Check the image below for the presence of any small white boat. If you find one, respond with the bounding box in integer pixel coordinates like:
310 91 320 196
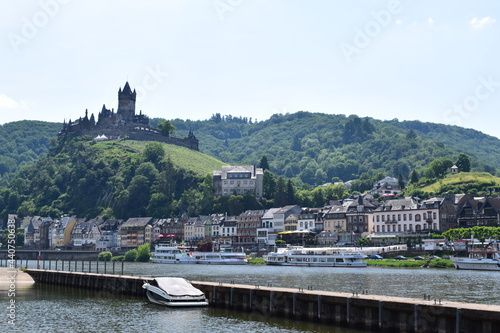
142 277 209 307
151 245 247 265
265 246 367 267
451 242 500 271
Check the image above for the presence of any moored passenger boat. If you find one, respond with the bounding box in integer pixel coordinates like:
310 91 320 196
265 246 367 267
151 244 247 265
451 242 500 271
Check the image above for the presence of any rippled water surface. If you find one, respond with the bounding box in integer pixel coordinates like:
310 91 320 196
2 261 500 332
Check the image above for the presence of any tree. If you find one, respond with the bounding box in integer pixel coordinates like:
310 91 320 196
259 156 269 171
456 153 471 172
409 169 419 184
124 249 138 262
263 170 277 199
143 142 166 165
427 158 453 179
158 120 175 137
286 179 296 204
136 243 151 262
274 178 287 207
398 173 405 190
98 251 112 261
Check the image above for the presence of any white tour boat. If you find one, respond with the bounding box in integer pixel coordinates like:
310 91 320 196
451 242 500 271
265 246 367 267
151 245 197 264
191 251 248 265
151 244 248 265
142 277 208 307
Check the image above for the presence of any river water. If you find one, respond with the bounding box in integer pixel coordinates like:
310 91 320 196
2 261 500 332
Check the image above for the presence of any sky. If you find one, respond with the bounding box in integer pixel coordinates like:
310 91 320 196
1 1 499 138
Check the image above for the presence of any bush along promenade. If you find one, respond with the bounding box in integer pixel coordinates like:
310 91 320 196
98 243 151 263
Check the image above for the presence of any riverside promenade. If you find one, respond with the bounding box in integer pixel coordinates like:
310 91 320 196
23 268 500 333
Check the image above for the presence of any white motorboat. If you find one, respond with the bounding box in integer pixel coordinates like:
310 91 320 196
451 242 500 271
151 245 247 265
142 277 209 307
265 246 367 267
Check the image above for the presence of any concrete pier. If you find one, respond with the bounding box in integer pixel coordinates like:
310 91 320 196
25 269 500 333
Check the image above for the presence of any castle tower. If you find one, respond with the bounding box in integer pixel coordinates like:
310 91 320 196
117 82 136 121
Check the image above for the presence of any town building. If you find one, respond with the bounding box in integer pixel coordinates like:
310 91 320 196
213 165 264 198
119 217 153 250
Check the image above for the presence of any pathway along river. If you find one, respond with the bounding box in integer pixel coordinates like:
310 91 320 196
2 261 500 332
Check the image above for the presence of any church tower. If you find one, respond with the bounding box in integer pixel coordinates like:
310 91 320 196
117 82 136 121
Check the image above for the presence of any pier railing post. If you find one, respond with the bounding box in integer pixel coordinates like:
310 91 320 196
121 260 124 275
96 259 99 273
113 260 115 274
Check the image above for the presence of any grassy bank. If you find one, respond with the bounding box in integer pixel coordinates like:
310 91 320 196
366 258 454 268
248 258 266 264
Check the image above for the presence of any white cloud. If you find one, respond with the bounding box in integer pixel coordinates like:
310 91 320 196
428 17 434 25
396 19 403 25
0 94 27 109
470 16 496 29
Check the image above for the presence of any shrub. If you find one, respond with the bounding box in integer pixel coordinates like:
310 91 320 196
136 243 151 262
111 255 124 262
124 249 138 262
98 251 112 261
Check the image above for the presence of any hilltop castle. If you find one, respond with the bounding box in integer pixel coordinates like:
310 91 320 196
60 82 198 151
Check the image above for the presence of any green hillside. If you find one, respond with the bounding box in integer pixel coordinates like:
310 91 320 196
115 140 225 177
420 172 500 195
0 120 61 185
0 137 225 219
164 112 498 186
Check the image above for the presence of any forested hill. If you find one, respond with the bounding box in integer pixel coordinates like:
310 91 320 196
152 112 499 185
0 120 61 185
1 112 499 188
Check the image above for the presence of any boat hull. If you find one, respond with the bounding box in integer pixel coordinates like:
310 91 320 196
142 279 209 307
451 258 500 271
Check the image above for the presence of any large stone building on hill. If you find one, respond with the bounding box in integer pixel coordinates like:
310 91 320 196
59 82 198 151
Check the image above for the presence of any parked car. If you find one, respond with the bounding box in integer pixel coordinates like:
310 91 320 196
429 255 441 259
413 256 425 260
369 254 383 259
394 255 407 260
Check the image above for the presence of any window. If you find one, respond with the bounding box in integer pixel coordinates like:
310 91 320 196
403 214 406 221
415 214 421 222
423 213 426 220
376 225 380 233
404 224 407 231
382 225 385 232
382 215 385 221
409 214 412 221
398 214 401 221
433 212 437 219
376 215 380 222
398 225 401 232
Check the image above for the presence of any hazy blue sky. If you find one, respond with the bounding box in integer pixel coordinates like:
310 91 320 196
1 1 499 138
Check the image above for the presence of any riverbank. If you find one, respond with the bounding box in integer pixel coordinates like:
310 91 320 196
365 258 455 268
0 267 35 285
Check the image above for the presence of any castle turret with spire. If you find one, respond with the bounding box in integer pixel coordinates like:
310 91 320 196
60 82 198 151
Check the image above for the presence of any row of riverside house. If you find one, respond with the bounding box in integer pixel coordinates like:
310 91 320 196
8 192 500 252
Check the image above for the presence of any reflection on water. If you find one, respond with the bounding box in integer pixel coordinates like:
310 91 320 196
2 261 500 332
1 283 365 333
